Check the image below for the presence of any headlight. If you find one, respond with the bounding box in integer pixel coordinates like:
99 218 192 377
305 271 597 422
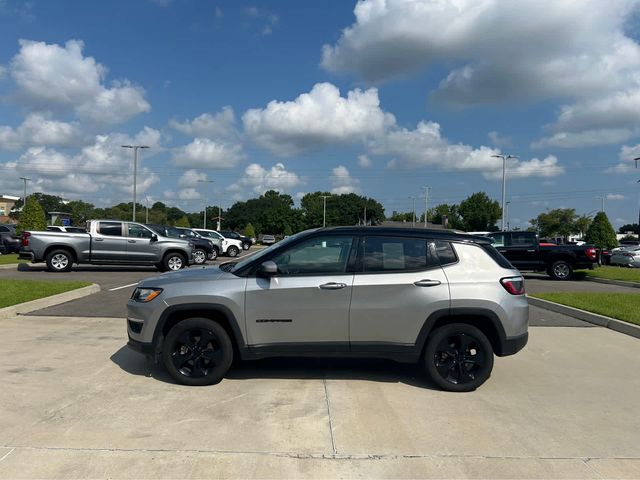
131 287 163 303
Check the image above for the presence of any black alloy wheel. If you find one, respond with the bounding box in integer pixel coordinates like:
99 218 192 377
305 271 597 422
425 323 494 392
163 318 233 386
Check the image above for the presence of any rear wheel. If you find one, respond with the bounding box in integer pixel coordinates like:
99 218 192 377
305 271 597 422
226 245 239 257
193 248 207 265
45 249 73 273
424 323 494 392
242 242 250 250
162 318 233 386
160 252 186 272
208 247 219 261
549 260 572 280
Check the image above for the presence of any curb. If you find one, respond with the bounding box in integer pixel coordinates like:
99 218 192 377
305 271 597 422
528 296 640 340
0 283 101 320
584 276 640 289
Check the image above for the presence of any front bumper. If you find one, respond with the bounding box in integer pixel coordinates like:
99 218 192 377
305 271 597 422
127 337 155 357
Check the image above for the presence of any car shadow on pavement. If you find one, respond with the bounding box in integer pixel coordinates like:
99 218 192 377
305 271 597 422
18 264 159 273
110 345 440 390
523 271 587 281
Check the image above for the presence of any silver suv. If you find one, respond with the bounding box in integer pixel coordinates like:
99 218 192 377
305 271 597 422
127 227 528 392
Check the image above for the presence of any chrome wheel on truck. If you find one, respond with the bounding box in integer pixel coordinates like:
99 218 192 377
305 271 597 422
45 249 73 273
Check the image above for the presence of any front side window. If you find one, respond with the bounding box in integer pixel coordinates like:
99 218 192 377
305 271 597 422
271 235 354 275
98 222 122 236
127 224 154 238
487 233 505 247
363 236 437 272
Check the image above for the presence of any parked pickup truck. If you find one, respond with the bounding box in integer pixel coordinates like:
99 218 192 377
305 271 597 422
19 220 195 273
485 231 598 280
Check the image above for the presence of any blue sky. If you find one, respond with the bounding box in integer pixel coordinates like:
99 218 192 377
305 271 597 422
1 0 640 230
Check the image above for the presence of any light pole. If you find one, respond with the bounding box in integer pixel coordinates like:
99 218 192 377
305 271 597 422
634 158 640 230
423 186 431 227
197 180 215 229
320 195 331 227
491 154 518 230
19 177 31 204
409 196 417 227
596 196 605 213
121 145 149 221
144 195 150 224
505 201 511 231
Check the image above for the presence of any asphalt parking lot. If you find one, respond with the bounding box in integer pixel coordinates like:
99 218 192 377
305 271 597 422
1 262 639 477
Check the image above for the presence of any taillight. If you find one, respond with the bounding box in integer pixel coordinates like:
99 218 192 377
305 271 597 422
585 247 597 261
21 231 30 247
501 276 525 295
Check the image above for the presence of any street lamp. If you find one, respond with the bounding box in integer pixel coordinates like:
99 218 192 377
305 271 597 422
144 195 150 224
19 177 31 204
197 180 215 229
423 186 431 227
596 196 605 213
121 145 149 221
320 195 331 228
491 154 519 230
634 158 640 230
505 201 511 231
409 196 417 227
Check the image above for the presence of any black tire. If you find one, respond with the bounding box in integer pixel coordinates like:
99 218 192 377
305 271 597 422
162 318 233 386
208 247 219 261
160 252 186 272
549 260 572 280
424 323 494 392
226 245 239 257
45 249 74 273
193 248 207 265
242 242 250 251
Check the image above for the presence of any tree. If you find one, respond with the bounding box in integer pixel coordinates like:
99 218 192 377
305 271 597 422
585 212 618 249
427 204 464 229
457 192 501 231
66 200 95 226
389 211 414 223
16 196 46 234
618 223 639 234
530 208 578 238
243 223 256 238
53 216 63 226
174 215 191 228
574 214 592 238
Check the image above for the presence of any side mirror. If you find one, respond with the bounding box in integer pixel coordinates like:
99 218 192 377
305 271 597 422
179 234 187 238
258 260 278 276
150 233 158 242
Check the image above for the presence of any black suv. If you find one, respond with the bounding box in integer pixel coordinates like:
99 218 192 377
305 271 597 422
148 225 218 264
219 231 253 250
0 224 20 254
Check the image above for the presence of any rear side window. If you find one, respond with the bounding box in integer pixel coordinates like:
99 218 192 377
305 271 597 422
0 226 9 233
434 241 458 266
363 236 439 272
480 244 514 269
98 222 122 236
510 232 535 246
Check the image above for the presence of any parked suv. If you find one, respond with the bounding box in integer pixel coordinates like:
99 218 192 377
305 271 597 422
193 229 243 257
0 224 20 254
127 227 528 391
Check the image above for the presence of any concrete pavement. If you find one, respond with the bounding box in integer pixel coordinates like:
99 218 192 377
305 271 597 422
0 314 638 478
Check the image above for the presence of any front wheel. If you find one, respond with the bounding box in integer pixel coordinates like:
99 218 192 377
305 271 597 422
424 323 494 392
549 260 572 280
208 247 219 261
160 252 186 272
226 245 239 257
45 249 74 273
193 248 207 265
162 318 233 386
242 242 250 251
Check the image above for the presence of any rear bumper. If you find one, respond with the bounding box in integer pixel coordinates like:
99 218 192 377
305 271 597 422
574 261 597 270
499 332 528 356
18 249 35 261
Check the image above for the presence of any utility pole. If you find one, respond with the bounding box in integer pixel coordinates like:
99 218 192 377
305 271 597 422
409 196 417 227
596 196 605 213
144 196 150 224
505 201 511 231
491 154 518 230
634 158 640 230
423 186 431 227
19 177 31 204
364 204 367 226
197 179 215 229
320 195 331 227
121 145 149 221
217 200 222 231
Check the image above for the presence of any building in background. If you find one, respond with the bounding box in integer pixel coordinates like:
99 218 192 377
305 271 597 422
0 195 20 224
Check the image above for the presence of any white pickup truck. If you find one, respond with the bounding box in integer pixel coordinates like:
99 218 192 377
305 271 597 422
19 220 195 272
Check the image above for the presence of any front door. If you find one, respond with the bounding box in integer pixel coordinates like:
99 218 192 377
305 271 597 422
125 223 160 263
245 234 356 349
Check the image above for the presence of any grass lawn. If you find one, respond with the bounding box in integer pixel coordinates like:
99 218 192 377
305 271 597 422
585 265 640 283
531 292 640 326
0 254 24 265
0 280 91 309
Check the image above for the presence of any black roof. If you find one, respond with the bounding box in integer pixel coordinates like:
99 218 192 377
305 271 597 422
316 226 492 244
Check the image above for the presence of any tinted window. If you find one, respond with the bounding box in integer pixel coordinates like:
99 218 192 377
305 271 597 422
434 241 457 265
98 222 122 236
363 236 437 272
127 224 154 238
510 232 535 246
0 226 9 233
487 233 505 247
272 235 353 275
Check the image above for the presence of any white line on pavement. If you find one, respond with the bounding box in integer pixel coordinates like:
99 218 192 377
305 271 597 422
108 282 139 292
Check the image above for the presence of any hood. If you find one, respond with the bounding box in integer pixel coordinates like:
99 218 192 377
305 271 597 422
140 265 231 287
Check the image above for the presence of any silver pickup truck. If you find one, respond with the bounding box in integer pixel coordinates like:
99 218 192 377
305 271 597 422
19 220 195 272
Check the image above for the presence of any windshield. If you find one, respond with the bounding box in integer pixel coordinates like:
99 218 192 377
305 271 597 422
231 229 314 273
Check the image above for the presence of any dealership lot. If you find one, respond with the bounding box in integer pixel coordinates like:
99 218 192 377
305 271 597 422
0 261 639 477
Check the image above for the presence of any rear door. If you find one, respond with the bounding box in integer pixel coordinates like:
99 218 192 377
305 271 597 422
504 232 542 269
91 222 127 262
349 235 450 348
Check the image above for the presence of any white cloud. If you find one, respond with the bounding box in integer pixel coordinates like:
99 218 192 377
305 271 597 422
243 6 279 35
532 128 635 149
485 156 565 180
488 131 512 148
228 162 302 196
358 154 372 168
331 165 360 194
607 194 626 200
172 138 244 168
178 188 202 200
242 82 395 156
0 65 6 79
178 169 208 188
607 143 640 173
170 107 237 140
10 39 150 124
0 113 81 150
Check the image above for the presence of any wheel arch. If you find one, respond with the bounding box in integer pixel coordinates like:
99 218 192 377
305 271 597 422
43 245 78 264
416 308 509 357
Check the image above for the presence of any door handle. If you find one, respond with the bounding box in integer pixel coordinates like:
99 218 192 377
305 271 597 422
94 238 104 242
319 282 347 290
527 249 535 252
414 279 442 287
128 240 136 243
